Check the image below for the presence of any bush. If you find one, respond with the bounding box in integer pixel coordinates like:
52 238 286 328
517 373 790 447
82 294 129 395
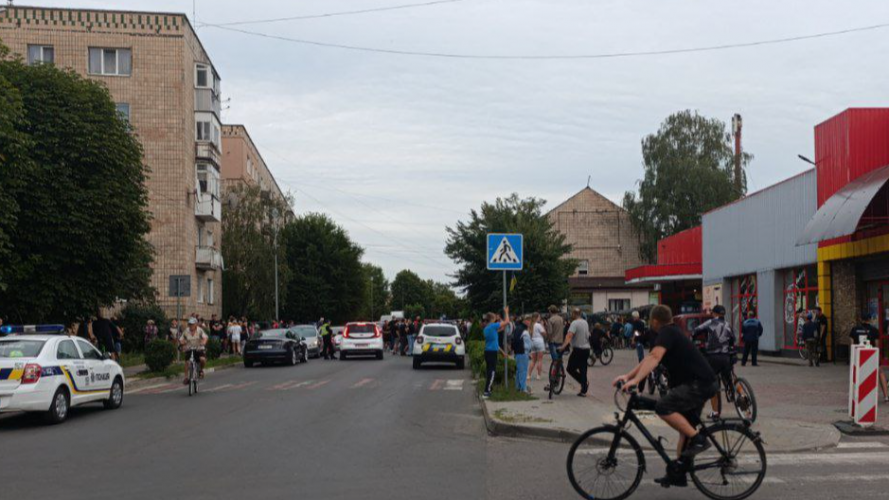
118 302 169 354
144 339 177 373
206 337 223 360
468 321 484 342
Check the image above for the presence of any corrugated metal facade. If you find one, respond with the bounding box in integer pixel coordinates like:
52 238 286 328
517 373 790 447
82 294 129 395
815 108 889 208
657 226 702 265
703 169 818 284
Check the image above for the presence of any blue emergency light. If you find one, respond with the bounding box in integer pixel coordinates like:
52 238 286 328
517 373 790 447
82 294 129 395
0 324 66 335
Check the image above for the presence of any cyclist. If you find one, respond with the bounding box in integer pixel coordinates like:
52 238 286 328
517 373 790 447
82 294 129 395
693 305 736 418
613 304 718 488
179 317 208 384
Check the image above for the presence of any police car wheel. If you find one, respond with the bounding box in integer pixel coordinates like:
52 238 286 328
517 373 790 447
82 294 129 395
45 387 70 424
104 378 124 410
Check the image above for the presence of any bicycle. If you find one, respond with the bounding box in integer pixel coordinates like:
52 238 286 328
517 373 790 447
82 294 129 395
185 350 201 396
545 347 569 400
568 383 767 500
645 364 669 397
796 334 807 360
714 361 757 422
588 338 615 367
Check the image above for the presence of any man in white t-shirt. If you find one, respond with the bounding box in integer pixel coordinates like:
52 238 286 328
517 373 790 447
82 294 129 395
558 308 591 397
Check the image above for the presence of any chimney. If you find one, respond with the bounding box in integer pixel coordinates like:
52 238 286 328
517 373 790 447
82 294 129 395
732 114 743 192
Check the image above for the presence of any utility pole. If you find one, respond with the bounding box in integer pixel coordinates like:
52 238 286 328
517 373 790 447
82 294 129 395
732 114 743 192
272 208 280 322
370 275 374 321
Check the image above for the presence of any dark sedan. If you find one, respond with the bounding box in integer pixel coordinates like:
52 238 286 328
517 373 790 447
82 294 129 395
244 329 308 368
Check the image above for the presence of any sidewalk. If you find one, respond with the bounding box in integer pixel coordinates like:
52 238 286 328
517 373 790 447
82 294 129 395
480 349 884 452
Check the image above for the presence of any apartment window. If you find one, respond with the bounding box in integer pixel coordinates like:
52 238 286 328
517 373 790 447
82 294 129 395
195 64 210 88
196 164 219 197
195 116 221 148
207 278 215 305
196 120 211 142
197 277 204 303
88 47 132 76
608 299 631 312
27 45 54 65
577 260 590 276
115 103 130 121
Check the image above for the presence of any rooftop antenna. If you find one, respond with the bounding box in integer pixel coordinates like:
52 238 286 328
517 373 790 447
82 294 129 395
587 175 591 188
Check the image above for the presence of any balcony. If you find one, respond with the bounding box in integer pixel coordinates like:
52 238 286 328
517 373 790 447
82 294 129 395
194 88 222 115
196 246 224 270
195 192 221 222
195 142 221 167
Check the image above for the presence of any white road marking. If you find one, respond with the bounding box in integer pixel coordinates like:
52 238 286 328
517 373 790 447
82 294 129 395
430 379 445 391
764 474 889 484
767 452 889 466
306 380 330 390
127 383 172 394
267 381 301 391
837 441 887 449
444 380 464 391
204 384 233 393
286 380 315 390
351 378 374 389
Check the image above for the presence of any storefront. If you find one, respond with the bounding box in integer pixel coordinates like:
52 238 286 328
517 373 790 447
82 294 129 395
626 227 703 314
796 109 889 364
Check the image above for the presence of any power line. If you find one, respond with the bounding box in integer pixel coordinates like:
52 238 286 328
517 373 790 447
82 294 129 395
202 21 889 60
199 0 464 27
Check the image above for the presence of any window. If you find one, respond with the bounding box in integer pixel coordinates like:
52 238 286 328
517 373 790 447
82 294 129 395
57 340 82 360
89 48 131 76
195 64 210 88
27 45 54 65
197 277 204 303
208 278 215 305
196 164 219 198
608 299 631 312
578 260 590 276
782 266 819 350
196 120 211 142
195 116 221 148
115 103 130 121
730 274 758 340
76 340 104 360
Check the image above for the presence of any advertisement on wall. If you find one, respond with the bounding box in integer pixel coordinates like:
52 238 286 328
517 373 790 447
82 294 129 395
703 284 722 312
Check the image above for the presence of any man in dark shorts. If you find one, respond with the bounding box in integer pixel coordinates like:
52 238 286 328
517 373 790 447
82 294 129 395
613 304 717 487
91 312 116 356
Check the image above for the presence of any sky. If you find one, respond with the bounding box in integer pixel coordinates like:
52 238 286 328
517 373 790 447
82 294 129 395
19 0 889 284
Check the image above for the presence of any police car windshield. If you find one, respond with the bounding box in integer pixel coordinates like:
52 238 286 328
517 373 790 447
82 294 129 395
293 326 316 337
0 339 45 358
422 326 458 337
256 329 288 339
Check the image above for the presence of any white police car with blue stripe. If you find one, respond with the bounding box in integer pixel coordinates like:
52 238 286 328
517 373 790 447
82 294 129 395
0 325 125 424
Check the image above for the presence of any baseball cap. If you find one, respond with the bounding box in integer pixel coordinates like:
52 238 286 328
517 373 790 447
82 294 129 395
188 318 198 325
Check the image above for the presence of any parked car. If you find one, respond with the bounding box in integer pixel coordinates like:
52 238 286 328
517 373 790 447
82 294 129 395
0 325 125 424
674 313 712 338
412 323 465 370
292 324 322 358
332 326 345 352
244 328 308 367
340 322 384 360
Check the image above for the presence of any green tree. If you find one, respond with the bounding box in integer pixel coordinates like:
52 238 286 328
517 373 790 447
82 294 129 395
390 270 433 312
623 110 751 261
281 213 364 324
358 263 390 321
221 184 292 320
429 281 463 319
0 47 153 324
445 194 575 314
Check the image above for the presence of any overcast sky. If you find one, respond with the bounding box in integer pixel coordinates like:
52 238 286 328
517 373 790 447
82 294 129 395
22 0 889 284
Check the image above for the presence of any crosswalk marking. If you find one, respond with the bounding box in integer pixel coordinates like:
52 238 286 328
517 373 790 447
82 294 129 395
204 384 234 393
306 380 330 390
444 380 464 391
767 452 889 466
430 379 445 391
128 383 173 394
837 441 887 449
267 381 301 391
351 378 374 389
762 473 889 485
135 377 469 394
287 380 316 390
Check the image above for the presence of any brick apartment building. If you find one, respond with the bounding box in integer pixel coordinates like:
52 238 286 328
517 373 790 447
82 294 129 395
0 5 224 319
548 187 652 313
221 125 290 211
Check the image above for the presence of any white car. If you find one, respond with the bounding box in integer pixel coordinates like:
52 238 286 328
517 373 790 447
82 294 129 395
0 326 125 424
339 322 384 360
412 323 465 370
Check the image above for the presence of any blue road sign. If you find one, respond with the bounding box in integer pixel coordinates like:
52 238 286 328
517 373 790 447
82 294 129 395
487 233 523 271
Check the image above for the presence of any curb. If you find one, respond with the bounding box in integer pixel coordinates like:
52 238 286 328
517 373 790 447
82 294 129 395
125 362 242 393
834 420 889 436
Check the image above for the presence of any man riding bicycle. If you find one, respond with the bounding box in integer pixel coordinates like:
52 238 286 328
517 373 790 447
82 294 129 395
179 317 208 384
693 305 736 418
613 304 718 488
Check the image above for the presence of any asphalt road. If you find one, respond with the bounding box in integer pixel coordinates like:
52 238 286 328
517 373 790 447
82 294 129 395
2 354 888 500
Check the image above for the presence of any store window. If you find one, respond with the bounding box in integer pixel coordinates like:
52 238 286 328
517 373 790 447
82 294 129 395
782 266 818 351
608 299 630 312
730 274 758 338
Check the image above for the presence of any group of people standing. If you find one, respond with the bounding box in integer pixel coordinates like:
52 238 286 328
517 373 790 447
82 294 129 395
73 312 125 361
382 317 423 356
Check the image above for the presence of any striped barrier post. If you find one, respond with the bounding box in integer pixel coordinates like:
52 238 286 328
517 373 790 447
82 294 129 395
851 342 879 427
849 343 863 418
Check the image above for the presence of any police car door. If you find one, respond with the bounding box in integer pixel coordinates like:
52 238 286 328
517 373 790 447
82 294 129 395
56 339 91 404
75 339 113 400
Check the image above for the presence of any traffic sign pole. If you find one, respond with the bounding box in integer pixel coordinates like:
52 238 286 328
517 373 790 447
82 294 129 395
487 233 523 392
503 270 508 389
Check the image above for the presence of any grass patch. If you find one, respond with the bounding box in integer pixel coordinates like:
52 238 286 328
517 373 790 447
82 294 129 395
492 408 552 424
118 352 145 368
134 355 243 379
476 378 537 402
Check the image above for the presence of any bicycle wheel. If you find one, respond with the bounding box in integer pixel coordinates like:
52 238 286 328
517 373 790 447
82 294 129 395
588 352 597 367
797 340 807 360
567 426 645 500
600 346 614 366
555 365 566 395
690 423 767 500
732 378 757 423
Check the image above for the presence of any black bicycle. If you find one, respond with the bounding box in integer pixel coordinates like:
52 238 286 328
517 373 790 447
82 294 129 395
546 348 569 400
588 338 615 367
568 383 767 500
714 361 758 422
645 364 669 397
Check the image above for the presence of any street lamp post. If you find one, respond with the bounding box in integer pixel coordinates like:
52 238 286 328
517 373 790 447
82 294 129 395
272 208 280 323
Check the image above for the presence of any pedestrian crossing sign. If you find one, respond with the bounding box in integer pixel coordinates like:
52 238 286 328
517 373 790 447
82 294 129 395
487 233 523 271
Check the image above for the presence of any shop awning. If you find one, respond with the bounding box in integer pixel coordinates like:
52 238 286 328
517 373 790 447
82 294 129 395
796 164 889 246
625 263 702 285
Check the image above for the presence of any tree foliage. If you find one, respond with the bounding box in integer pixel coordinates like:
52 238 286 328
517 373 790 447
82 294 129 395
0 46 153 324
221 184 292 320
357 263 390 321
390 270 432 312
445 194 575 314
623 110 750 261
281 213 364 324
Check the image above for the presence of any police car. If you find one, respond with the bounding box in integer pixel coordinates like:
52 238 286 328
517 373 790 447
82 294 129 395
412 323 465 370
0 325 125 424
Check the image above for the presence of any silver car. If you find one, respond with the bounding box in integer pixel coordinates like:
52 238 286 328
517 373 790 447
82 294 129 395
291 325 322 358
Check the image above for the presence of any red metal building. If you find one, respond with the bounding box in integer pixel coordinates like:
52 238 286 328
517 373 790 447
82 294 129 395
625 226 703 314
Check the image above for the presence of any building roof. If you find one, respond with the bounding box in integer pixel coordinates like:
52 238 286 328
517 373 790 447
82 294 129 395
222 124 288 202
568 276 652 290
546 186 625 216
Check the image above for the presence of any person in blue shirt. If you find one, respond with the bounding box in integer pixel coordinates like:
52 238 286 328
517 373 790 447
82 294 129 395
483 306 510 399
741 311 764 367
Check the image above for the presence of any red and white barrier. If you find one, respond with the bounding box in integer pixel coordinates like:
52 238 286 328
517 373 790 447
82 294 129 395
849 342 879 427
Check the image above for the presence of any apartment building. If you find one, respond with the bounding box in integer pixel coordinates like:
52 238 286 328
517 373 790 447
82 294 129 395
0 6 224 318
548 187 652 313
221 124 290 212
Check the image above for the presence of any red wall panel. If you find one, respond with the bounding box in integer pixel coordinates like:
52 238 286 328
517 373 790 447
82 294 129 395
814 108 889 208
657 226 702 265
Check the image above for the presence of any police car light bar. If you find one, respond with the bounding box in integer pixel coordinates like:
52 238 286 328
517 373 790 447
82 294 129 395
0 324 66 335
